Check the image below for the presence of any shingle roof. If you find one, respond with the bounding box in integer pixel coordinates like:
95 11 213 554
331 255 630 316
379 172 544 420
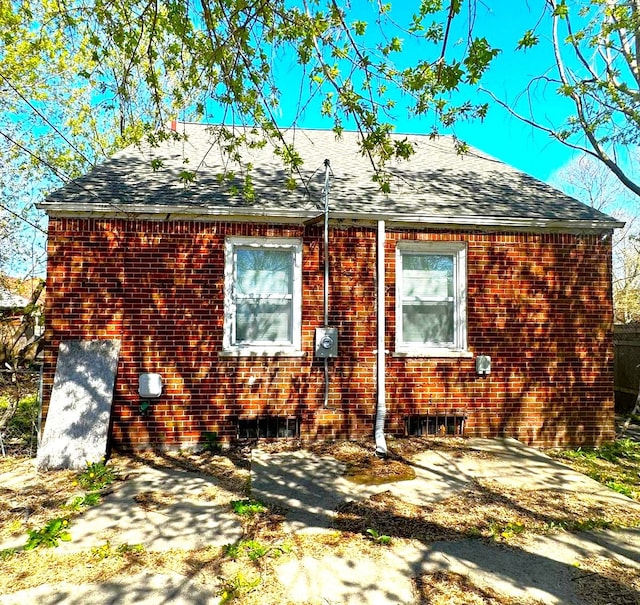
40 123 622 231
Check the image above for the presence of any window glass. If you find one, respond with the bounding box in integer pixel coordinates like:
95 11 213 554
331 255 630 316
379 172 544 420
401 253 454 345
224 238 302 353
402 255 453 299
402 301 454 344
236 249 293 296
396 243 467 353
236 300 292 342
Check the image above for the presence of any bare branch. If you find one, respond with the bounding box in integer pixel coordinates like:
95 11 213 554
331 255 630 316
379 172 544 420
507 0 640 197
480 86 600 159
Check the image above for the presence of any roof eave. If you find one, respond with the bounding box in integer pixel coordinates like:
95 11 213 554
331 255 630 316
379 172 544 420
332 211 625 232
36 202 322 224
37 202 624 232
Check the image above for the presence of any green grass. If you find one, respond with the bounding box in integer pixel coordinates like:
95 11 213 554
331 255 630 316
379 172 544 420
0 393 38 440
230 499 266 516
551 438 640 500
223 538 291 561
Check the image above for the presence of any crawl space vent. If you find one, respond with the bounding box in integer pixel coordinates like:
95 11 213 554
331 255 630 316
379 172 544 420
406 413 467 437
237 416 300 439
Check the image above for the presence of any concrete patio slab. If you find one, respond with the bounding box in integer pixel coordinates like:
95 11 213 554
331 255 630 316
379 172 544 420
1 464 244 553
252 438 640 534
2 437 640 605
0 571 217 605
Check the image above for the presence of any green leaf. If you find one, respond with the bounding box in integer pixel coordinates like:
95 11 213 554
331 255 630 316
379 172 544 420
516 30 539 50
464 37 500 84
559 84 575 97
179 170 196 184
352 20 367 35
437 62 464 90
389 36 403 52
553 1 569 19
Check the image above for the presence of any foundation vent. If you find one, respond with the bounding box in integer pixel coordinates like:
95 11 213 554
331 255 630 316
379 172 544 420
237 416 300 439
406 413 467 437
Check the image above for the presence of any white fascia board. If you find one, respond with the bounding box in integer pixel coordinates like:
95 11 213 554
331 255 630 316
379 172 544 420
37 202 625 232
38 202 321 223
329 211 625 232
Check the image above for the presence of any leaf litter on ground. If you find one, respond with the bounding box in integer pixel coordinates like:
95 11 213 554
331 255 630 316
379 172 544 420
1 436 639 604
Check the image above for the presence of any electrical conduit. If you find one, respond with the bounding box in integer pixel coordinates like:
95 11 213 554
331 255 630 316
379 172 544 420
323 159 330 408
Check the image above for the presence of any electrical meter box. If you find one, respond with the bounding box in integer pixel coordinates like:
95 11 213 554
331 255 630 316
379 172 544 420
315 327 338 358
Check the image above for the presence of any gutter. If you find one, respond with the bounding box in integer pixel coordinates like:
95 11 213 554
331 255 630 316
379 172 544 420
37 202 625 232
327 212 626 232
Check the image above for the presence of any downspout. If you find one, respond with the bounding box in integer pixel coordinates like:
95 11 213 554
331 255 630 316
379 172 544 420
375 220 388 456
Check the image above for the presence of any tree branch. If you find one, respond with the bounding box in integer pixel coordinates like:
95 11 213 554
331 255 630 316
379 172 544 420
547 0 640 197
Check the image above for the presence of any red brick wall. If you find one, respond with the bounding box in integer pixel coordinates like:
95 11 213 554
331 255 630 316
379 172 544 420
42 218 615 449
384 230 615 447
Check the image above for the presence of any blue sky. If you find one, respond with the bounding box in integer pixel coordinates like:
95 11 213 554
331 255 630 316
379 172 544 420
261 1 581 186
399 0 583 184
6 0 582 280
446 1 577 183
5 1 633 281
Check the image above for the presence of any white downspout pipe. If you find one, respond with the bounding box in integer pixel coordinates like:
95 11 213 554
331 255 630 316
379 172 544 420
375 220 388 456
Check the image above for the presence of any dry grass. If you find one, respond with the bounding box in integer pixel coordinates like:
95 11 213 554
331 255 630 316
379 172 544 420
570 556 640 605
0 457 82 544
334 479 640 543
414 571 543 605
1 437 640 604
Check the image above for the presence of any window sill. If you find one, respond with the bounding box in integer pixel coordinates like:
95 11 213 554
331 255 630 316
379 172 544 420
392 349 474 359
219 348 306 358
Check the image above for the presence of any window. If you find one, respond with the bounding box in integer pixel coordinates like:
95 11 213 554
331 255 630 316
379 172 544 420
395 241 467 355
223 237 302 354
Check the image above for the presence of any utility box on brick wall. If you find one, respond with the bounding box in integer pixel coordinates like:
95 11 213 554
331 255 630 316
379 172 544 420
138 373 163 398
315 327 338 358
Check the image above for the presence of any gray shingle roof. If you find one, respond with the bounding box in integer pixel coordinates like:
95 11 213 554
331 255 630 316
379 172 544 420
40 123 622 230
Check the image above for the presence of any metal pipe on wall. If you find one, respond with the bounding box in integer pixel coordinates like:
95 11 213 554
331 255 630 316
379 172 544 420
323 159 330 408
323 159 330 326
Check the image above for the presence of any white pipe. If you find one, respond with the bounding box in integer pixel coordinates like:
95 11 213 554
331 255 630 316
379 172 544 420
375 220 387 456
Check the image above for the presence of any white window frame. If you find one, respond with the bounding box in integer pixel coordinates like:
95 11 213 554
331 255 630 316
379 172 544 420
395 241 469 357
223 236 303 356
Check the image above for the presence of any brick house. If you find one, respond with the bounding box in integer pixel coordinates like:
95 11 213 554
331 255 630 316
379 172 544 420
38 122 622 450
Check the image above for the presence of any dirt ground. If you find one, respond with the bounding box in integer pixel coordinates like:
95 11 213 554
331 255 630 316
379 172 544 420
1 437 640 604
